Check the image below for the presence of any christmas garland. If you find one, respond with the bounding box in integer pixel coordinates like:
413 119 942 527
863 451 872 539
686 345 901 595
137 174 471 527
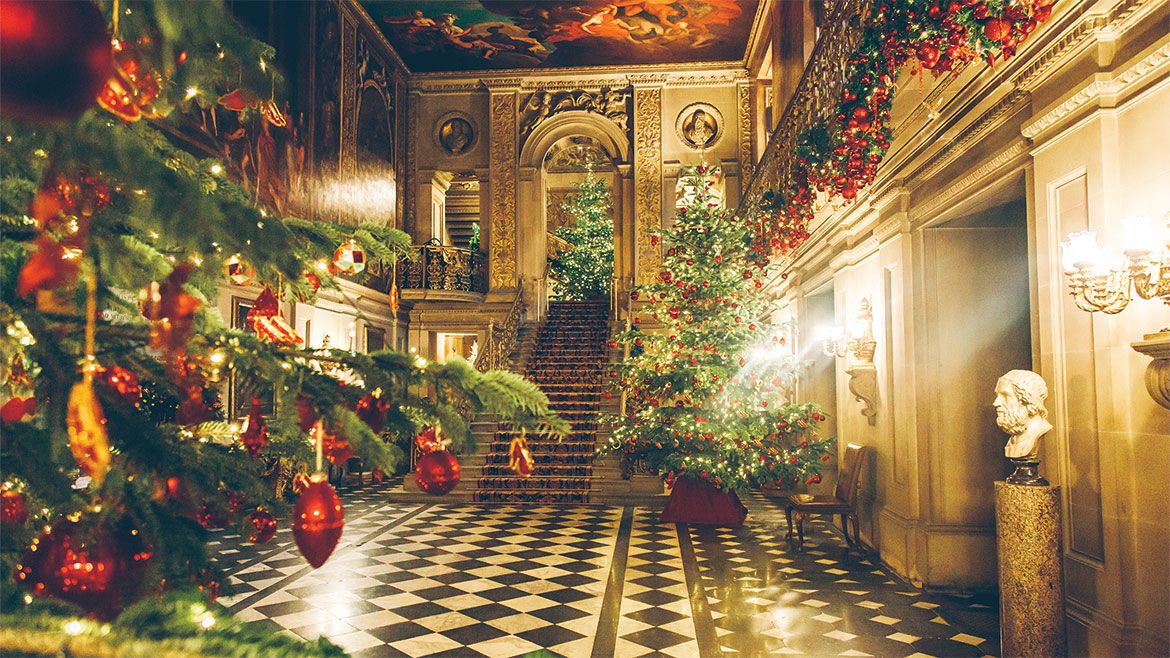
749 0 1055 260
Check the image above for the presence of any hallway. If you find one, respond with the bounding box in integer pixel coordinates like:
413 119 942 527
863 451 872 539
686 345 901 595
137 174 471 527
213 484 999 657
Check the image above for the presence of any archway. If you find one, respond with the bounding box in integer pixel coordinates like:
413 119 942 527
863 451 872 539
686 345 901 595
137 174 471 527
517 111 634 320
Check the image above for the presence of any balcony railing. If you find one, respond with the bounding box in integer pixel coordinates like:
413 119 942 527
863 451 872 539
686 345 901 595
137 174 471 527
737 0 873 218
399 239 486 293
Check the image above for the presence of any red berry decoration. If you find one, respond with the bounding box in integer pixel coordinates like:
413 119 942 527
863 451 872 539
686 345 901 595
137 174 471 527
1 396 37 424
415 450 461 496
292 475 344 568
99 365 142 405
1 489 29 525
916 42 941 69
0 0 113 122
15 516 151 620
247 509 278 545
414 426 442 454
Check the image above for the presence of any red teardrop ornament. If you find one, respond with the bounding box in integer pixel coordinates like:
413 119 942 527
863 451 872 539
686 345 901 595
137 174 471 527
292 476 344 568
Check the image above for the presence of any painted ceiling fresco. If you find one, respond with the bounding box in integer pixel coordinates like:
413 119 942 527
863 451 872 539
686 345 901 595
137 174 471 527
360 1 760 72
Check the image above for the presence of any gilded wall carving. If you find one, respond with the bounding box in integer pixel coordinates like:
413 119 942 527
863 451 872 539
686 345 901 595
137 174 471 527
546 188 574 232
519 87 631 146
633 86 663 284
489 92 518 289
737 82 753 195
340 15 358 182
405 93 418 234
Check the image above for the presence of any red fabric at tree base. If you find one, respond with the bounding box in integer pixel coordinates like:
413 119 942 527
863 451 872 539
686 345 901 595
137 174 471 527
659 477 748 527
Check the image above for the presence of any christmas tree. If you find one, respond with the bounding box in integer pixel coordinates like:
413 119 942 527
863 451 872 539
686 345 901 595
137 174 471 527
547 172 614 301
0 1 564 652
604 166 833 495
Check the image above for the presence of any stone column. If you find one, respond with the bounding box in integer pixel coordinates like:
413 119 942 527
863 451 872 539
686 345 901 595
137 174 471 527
484 79 521 291
994 482 1067 658
629 74 666 286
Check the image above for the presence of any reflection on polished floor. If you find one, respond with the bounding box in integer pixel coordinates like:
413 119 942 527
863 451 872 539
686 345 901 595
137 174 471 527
210 483 998 657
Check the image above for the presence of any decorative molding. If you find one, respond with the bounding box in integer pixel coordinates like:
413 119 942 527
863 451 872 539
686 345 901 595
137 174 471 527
1013 0 1146 92
627 73 670 86
488 92 518 289
911 141 1030 223
675 102 724 151
633 86 663 285
411 59 741 82
480 78 526 91
914 90 1029 182
1022 42 1170 139
519 87 630 145
737 82 753 195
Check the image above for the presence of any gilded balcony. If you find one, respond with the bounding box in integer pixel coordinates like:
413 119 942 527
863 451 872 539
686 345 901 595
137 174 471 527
398 239 487 301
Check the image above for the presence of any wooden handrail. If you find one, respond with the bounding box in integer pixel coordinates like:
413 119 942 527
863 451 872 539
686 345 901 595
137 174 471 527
474 284 526 372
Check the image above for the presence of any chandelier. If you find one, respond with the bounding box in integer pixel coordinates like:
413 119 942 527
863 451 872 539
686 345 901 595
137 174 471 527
1059 214 1170 313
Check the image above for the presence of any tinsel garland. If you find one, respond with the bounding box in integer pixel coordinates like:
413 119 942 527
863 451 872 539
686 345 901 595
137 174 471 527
749 0 1055 261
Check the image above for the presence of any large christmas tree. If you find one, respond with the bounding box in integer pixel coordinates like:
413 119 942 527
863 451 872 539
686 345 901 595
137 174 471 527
0 1 563 652
604 166 832 495
547 172 614 301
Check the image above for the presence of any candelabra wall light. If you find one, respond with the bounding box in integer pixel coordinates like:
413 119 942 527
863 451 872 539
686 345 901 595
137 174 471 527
821 298 879 425
1060 213 1170 409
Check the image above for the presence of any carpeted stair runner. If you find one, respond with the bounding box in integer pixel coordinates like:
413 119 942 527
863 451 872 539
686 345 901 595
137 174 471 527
473 299 609 504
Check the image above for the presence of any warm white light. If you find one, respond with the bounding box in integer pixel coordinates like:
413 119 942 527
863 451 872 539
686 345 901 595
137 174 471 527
817 325 844 342
312 172 397 221
200 615 215 629
1119 215 1163 257
1060 230 1103 272
209 163 224 175
65 620 83 635
185 87 199 100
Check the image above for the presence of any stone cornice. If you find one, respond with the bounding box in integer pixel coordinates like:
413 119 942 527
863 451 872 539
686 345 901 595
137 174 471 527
913 90 1029 182
910 141 1030 224
480 78 525 92
338 0 411 76
1022 41 1170 139
409 68 746 94
1013 0 1149 92
627 73 671 87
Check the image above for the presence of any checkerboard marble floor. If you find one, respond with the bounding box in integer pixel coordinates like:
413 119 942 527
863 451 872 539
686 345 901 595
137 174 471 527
213 483 1000 657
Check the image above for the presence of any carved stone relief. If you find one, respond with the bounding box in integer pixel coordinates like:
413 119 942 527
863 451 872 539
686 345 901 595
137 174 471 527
434 112 477 155
737 82 753 194
543 138 610 173
633 86 663 284
675 102 723 150
519 86 631 145
489 92 518 289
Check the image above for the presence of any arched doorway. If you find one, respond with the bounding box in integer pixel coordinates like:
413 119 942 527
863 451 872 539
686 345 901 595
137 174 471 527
517 111 633 320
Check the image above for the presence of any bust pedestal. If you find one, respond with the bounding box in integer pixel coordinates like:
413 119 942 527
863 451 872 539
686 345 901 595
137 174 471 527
994 481 1066 658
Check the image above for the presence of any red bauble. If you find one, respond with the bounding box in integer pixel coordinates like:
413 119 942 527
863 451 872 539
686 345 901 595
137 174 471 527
355 394 390 433
1 489 29 525
371 467 386 483
916 42 941 69
99 365 142 405
247 509 278 545
0 0 112 122
292 476 344 568
415 450 460 496
16 517 151 619
983 18 1010 42
296 396 318 432
240 397 268 457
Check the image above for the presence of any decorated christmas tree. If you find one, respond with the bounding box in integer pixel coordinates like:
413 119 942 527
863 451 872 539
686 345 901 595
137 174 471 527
604 166 833 521
547 172 614 301
0 1 563 652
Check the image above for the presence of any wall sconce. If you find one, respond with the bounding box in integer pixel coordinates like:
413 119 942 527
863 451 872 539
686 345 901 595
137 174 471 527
1060 214 1170 409
1059 214 1169 313
821 298 879 425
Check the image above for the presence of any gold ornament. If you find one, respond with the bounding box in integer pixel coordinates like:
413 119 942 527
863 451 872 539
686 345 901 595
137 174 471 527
223 254 254 286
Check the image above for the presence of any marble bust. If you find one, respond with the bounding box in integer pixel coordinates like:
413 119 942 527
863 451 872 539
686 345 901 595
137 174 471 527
994 370 1053 486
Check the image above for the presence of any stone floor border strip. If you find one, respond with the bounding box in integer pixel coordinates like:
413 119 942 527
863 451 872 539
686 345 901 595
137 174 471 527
677 521 723 658
591 505 635 657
